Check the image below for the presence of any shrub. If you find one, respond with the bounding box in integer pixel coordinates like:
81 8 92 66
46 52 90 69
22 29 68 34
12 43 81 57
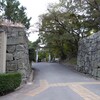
0 72 21 95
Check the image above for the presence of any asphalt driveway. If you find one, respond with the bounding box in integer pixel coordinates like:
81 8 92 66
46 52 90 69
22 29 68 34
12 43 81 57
0 62 100 100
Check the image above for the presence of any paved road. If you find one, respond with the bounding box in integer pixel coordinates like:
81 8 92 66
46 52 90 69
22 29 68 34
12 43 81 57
0 62 100 100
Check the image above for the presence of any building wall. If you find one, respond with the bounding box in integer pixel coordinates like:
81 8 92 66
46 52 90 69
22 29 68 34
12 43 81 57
0 25 31 82
77 31 100 77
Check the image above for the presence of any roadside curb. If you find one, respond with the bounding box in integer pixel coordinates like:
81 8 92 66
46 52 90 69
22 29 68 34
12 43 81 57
61 62 77 69
16 69 35 91
28 69 35 82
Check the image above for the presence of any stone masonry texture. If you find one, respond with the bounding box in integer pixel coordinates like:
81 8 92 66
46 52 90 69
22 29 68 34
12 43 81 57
0 25 31 82
77 31 100 78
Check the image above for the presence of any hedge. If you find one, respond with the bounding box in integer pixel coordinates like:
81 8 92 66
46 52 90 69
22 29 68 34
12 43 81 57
0 72 21 95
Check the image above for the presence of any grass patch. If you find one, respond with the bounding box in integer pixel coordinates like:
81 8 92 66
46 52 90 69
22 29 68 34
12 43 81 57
67 58 77 65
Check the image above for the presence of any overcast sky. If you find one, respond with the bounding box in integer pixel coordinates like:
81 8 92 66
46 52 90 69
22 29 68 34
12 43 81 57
19 0 59 42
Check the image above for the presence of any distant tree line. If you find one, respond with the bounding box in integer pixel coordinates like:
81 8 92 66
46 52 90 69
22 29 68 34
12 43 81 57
28 39 40 62
28 39 50 62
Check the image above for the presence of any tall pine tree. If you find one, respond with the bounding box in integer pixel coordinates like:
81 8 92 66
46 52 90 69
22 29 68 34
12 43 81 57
1 0 31 29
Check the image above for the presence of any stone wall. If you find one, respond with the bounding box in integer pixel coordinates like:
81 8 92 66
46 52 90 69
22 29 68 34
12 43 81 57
0 25 31 82
77 31 100 77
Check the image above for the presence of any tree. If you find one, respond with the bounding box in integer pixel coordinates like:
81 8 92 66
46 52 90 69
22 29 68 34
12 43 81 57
38 0 86 60
28 39 41 62
86 0 100 32
1 0 31 29
29 48 35 62
0 0 5 20
75 0 100 33
38 0 100 60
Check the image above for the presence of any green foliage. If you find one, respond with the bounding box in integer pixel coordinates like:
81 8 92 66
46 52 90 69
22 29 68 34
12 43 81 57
1 0 31 29
67 58 77 65
28 41 33 48
28 39 40 62
0 72 21 95
38 51 48 61
39 1 82 60
0 0 5 19
38 0 100 60
29 48 35 62
0 1 3 12
76 0 100 33
86 0 100 32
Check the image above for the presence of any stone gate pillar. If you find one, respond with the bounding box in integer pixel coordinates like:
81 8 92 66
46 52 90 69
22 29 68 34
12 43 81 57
0 30 7 73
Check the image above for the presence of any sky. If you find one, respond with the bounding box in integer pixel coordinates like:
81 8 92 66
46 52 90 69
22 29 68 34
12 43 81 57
19 0 59 42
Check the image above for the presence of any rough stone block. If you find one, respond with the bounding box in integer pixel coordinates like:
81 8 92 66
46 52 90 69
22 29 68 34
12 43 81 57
6 60 17 71
16 45 25 51
14 51 28 60
18 31 25 36
7 45 15 53
18 68 27 78
17 59 28 69
7 37 18 45
18 36 25 44
11 31 18 37
6 53 13 61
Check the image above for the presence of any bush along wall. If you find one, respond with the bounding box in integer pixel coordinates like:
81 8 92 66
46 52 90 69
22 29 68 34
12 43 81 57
0 72 21 96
